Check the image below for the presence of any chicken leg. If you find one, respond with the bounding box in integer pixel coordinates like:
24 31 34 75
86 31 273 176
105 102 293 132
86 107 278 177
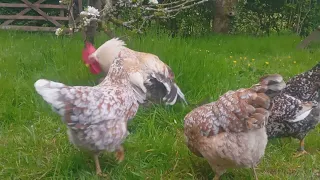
213 175 220 180
115 145 125 163
293 139 308 157
212 166 225 180
94 153 108 177
252 166 259 180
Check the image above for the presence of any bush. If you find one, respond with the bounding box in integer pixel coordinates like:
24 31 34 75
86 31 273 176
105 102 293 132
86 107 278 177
1 0 320 37
230 0 320 37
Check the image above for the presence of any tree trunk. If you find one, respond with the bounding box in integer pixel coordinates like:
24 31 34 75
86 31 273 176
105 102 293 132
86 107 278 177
69 0 83 29
84 0 102 45
212 0 238 34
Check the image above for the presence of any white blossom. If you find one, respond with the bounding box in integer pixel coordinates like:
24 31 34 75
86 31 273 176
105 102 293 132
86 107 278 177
149 0 158 4
73 0 207 35
55 28 63 36
80 11 89 17
79 6 101 27
87 6 100 17
82 17 90 26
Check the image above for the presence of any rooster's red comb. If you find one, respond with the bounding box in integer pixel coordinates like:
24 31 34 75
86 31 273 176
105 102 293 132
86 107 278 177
82 42 96 64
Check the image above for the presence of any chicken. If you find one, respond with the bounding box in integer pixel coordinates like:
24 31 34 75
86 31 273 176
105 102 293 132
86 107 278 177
81 38 187 106
184 74 286 180
267 63 320 157
34 56 141 176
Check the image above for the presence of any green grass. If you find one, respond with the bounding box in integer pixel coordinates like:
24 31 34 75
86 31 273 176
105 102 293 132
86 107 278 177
1 30 320 180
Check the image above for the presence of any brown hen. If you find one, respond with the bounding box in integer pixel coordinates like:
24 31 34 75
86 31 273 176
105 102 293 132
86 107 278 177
184 74 286 180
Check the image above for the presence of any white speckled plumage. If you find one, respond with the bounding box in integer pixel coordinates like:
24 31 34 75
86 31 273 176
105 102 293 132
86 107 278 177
269 94 314 123
89 38 187 105
184 74 286 180
34 57 139 175
267 63 320 154
284 64 320 101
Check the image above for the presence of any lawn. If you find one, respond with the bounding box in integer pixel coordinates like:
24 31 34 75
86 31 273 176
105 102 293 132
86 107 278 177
1 30 320 180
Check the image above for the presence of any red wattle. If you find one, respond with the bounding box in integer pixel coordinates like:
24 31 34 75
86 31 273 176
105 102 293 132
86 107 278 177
90 61 102 74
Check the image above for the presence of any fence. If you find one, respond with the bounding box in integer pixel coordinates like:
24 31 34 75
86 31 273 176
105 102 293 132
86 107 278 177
0 0 82 32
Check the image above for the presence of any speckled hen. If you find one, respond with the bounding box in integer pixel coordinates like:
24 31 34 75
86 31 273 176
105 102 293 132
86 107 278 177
82 38 187 106
267 63 320 157
184 74 286 180
34 57 141 176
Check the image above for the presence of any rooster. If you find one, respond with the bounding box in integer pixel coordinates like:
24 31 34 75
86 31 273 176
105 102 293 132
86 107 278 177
267 62 320 157
34 56 141 176
184 74 286 180
82 38 187 106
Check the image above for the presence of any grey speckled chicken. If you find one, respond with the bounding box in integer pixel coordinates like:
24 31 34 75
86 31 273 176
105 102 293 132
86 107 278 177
184 74 286 180
267 63 320 157
34 57 141 176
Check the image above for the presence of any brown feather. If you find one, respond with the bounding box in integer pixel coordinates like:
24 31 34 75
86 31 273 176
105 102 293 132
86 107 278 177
184 74 286 179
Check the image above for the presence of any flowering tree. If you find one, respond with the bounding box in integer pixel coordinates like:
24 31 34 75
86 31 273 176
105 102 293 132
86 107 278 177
56 0 209 44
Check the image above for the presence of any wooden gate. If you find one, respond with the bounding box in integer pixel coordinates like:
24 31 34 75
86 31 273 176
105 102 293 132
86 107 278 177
0 0 82 32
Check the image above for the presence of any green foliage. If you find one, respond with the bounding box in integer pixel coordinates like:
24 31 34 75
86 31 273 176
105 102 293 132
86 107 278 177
1 0 320 36
1 30 320 179
112 0 212 37
283 0 320 36
124 0 320 37
155 1 213 37
231 0 320 36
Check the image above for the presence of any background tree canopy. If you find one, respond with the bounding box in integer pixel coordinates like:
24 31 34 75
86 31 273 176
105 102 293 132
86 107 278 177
1 0 319 37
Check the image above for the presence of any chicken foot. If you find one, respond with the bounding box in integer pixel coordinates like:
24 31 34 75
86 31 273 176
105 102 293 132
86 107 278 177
252 165 259 180
92 146 124 177
212 166 225 180
115 145 125 163
94 153 108 177
293 139 309 157
213 175 220 180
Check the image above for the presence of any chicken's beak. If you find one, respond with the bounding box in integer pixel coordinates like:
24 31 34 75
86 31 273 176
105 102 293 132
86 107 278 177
85 64 90 68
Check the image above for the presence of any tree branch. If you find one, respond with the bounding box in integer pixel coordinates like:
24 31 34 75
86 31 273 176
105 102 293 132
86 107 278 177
56 0 209 42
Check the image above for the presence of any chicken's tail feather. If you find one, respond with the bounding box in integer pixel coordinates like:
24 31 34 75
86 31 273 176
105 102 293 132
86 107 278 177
34 79 66 115
163 83 188 106
131 84 148 104
176 84 188 105
146 73 187 106
163 82 178 105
